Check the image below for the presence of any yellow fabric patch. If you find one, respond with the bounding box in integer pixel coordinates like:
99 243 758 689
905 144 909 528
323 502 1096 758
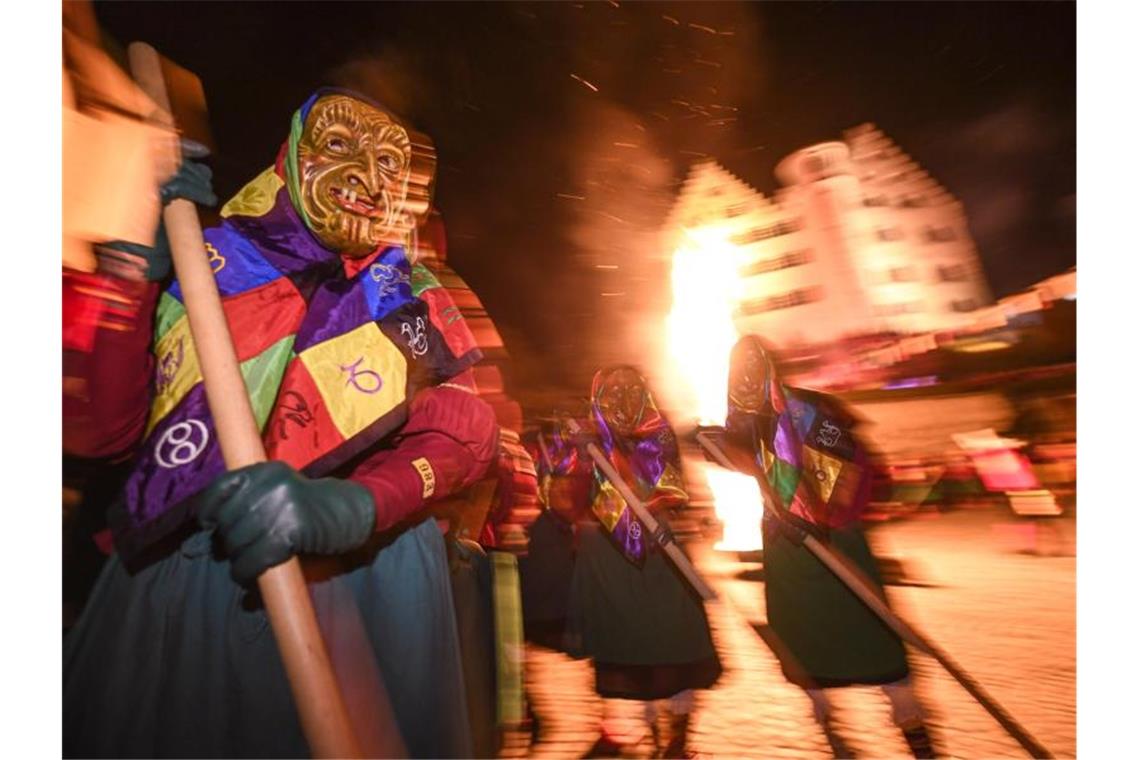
759 440 775 474
220 167 284 219
145 315 202 436
657 462 689 501
593 480 626 531
412 457 436 499
803 445 844 504
299 322 407 440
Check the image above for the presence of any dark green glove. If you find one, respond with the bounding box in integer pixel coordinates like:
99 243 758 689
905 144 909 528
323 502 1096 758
99 160 218 281
196 461 377 586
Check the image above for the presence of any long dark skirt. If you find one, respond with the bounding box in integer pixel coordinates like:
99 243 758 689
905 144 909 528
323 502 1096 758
63 518 473 758
447 538 498 759
566 522 721 700
518 509 576 652
762 517 909 688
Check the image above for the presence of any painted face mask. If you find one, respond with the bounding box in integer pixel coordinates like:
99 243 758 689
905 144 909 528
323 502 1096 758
294 94 413 257
595 366 648 437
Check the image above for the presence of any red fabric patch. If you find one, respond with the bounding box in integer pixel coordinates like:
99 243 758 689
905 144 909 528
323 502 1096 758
421 287 479 358
223 277 307 361
341 248 383 279
264 361 344 469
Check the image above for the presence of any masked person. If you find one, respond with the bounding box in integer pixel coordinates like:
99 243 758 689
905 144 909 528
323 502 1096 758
567 366 721 759
722 336 937 759
63 89 498 758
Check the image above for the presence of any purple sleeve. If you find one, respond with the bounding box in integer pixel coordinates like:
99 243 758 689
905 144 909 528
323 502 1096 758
347 385 500 533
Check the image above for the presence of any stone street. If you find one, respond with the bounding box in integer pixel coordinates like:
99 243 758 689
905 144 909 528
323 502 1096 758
507 506 1075 759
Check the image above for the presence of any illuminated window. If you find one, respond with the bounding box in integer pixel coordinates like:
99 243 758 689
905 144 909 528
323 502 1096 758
863 195 889 207
923 226 956 243
738 286 823 315
731 218 803 245
739 249 813 276
937 264 968 282
889 266 918 282
874 301 922 317
725 203 749 218
876 227 904 241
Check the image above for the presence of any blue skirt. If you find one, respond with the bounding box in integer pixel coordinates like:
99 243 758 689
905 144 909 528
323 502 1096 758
63 518 473 758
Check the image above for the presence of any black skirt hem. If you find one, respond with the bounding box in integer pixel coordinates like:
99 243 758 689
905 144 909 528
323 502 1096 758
594 655 722 700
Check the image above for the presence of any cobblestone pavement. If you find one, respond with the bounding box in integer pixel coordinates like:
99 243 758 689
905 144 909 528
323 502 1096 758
505 506 1075 759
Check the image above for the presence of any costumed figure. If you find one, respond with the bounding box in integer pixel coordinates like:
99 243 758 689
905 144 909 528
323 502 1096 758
63 89 500 758
567 366 721 759
723 336 936 758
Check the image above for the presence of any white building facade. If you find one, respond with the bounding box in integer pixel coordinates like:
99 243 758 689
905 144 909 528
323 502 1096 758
664 124 993 349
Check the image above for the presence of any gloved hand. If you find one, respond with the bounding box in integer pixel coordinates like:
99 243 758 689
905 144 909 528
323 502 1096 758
196 461 377 586
99 160 218 281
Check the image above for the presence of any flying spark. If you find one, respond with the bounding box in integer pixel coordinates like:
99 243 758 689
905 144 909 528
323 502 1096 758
570 74 599 92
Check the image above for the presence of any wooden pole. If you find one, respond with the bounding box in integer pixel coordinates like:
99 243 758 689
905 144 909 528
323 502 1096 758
696 430 1054 759
127 42 362 759
565 419 717 601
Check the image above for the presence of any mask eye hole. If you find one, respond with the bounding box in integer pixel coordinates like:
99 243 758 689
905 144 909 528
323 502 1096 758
324 136 351 155
377 152 405 174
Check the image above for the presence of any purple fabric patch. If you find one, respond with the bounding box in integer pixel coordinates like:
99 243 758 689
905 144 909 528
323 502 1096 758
113 386 225 553
609 507 648 566
773 416 801 466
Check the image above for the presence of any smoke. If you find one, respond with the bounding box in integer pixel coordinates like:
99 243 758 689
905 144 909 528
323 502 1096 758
317 2 770 410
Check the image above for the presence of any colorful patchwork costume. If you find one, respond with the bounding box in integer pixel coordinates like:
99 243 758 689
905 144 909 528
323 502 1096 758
566 366 721 758
724 336 935 757
63 90 498 758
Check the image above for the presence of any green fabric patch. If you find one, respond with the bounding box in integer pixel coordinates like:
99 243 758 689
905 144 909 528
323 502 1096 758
154 292 186 343
240 336 296 430
492 552 526 726
410 264 442 297
772 459 800 507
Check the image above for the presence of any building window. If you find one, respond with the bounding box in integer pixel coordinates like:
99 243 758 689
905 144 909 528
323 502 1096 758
731 218 804 245
937 264 968 282
889 266 918 282
874 301 923 317
740 249 813 277
863 195 889 207
900 195 926 208
950 298 978 312
923 226 956 243
738 286 823 315
876 227 904 242
725 202 749 218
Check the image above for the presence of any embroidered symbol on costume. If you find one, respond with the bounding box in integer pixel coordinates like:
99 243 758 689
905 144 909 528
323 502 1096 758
205 243 226 274
816 420 842 448
339 357 383 394
411 457 436 499
275 391 314 441
155 338 185 394
369 262 409 297
155 420 210 468
400 316 429 357
629 521 642 540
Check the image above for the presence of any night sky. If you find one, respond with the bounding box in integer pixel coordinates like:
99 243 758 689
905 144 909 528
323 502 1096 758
93 1 1075 393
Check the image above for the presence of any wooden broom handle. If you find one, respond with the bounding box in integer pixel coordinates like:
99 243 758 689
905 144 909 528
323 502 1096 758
127 42 362 759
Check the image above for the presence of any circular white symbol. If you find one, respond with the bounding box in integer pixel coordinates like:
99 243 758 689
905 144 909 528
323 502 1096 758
629 521 642 540
155 420 210 469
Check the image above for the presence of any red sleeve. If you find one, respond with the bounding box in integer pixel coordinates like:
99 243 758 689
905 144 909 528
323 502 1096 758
62 272 160 459
347 385 500 533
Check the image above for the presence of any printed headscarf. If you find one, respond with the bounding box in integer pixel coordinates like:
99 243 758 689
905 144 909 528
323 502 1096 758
588 366 687 566
725 336 871 530
111 90 480 560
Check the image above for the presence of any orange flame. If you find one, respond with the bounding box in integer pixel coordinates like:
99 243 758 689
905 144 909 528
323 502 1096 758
665 227 764 551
